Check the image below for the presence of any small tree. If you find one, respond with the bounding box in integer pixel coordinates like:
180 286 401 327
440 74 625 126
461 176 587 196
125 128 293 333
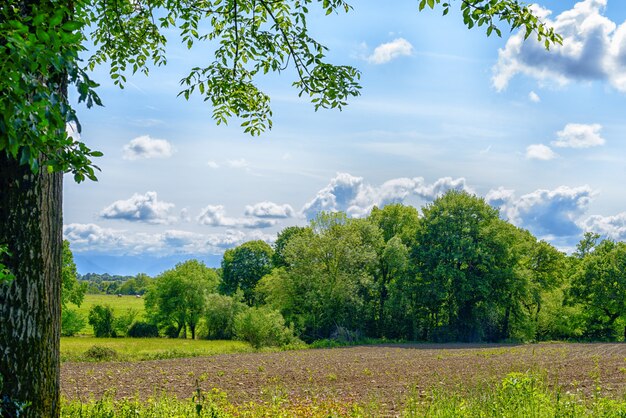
88 305 116 338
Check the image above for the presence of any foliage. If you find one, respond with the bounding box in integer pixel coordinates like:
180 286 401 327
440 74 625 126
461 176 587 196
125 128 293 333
62 240 87 308
418 0 562 49
126 321 159 338
88 304 116 338
113 308 138 336
203 293 248 340
220 240 274 305
145 260 218 339
233 306 299 348
570 239 626 341
61 308 86 337
272 226 313 268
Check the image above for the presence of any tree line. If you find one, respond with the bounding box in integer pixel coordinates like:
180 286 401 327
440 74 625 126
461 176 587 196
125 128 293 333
66 190 626 344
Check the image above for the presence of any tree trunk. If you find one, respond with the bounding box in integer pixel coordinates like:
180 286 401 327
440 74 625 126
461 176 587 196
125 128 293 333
0 154 63 417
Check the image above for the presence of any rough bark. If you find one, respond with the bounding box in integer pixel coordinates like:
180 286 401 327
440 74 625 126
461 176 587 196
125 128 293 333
0 154 63 417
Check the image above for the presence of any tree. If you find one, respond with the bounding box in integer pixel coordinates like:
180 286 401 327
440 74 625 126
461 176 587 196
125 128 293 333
145 260 218 339
368 204 419 337
266 212 380 340
570 239 626 341
61 240 86 308
88 304 116 338
220 240 274 305
414 191 506 341
0 0 560 414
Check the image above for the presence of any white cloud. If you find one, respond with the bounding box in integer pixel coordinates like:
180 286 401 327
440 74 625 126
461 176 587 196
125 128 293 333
100 191 176 224
367 38 413 64
493 0 626 92
301 173 472 219
528 91 541 102
197 205 276 228
244 202 295 219
526 144 558 160
552 123 605 148
579 212 626 241
207 161 220 169
64 224 269 256
489 185 595 239
122 135 174 160
227 158 249 169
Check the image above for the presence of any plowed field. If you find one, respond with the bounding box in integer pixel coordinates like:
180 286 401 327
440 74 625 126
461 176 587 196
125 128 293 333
61 343 626 415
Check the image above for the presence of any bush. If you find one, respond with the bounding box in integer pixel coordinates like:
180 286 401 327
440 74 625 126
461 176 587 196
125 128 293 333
203 293 247 339
88 304 116 338
233 307 299 349
61 308 86 337
127 321 159 338
83 345 117 361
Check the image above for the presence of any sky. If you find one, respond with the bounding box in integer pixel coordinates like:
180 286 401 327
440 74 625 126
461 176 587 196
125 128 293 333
64 0 626 276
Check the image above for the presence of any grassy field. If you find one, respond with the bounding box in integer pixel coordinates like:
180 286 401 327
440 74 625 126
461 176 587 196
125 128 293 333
60 337 254 362
60 343 626 417
71 294 146 335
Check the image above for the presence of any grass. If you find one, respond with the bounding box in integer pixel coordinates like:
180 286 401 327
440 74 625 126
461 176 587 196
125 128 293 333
60 337 255 362
71 294 146 335
59 371 626 417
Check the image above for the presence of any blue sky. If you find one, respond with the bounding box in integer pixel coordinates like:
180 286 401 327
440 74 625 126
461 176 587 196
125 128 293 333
65 0 626 275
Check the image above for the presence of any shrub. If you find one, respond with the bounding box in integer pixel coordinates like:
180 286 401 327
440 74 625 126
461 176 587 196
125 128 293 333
233 307 299 349
127 321 159 338
83 345 117 361
113 308 138 336
61 308 86 337
203 293 247 340
88 304 116 338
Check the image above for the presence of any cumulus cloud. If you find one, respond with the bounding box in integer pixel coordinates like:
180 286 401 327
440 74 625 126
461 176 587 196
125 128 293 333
301 173 472 220
493 0 626 92
197 205 276 228
64 224 271 256
579 212 626 241
367 38 413 64
488 186 595 238
244 202 295 219
528 91 541 102
207 161 220 169
100 192 176 224
122 135 174 160
526 144 558 160
552 123 605 148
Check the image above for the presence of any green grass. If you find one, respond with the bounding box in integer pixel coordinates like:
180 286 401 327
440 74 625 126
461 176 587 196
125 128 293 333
60 337 254 362
71 294 146 335
60 371 626 417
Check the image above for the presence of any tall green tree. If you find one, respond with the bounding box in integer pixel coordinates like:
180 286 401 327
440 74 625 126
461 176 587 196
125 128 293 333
220 240 274 305
414 191 507 341
570 239 626 341
367 204 419 337
263 212 380 340
0 0 560 414
145 260 218 339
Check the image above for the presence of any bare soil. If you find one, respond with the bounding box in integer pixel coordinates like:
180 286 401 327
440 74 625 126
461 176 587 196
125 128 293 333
61 343 626 415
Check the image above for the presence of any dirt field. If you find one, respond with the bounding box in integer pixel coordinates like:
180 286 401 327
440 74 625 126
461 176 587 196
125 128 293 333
61 343 626 415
